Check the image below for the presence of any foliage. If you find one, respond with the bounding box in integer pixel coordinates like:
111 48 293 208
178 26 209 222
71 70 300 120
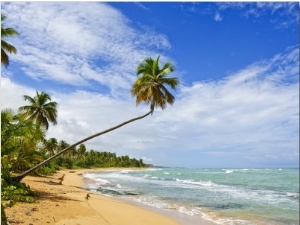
73 151 147 168
1 177 38 207
55 157 73 169
18 91 58 130
1 108 147 178
34 161 59 176
1 109 46 176
1 13 19 67
131 55 179 110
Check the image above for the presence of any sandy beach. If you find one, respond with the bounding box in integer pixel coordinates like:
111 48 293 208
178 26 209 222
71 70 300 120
4 169 215 225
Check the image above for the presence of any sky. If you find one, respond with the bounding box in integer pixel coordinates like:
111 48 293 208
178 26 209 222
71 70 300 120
1 2 299 168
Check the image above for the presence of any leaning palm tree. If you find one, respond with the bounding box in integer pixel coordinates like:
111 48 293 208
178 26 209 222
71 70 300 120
1 14 19 67
131 55 178 111
19 91 58 130
13 56 179 181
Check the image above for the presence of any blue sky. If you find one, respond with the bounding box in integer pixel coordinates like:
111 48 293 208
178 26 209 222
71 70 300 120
1 2 299 168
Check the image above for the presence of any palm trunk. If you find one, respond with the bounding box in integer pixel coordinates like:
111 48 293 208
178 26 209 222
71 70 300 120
13 109 153 182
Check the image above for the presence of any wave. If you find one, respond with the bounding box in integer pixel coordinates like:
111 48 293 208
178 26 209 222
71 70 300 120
96 186 139 196
84 170 299 204
177 179 217 187
285 192 299 199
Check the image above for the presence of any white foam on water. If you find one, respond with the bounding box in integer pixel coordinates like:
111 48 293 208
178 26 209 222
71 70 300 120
147 168 163 171
177 206 199 216
120 170 132 174
115 184 122 188
285 192 299 198
174 178 217 187
95 177 111 184
214 218 252 225
82 172 99 179
133 195 172 209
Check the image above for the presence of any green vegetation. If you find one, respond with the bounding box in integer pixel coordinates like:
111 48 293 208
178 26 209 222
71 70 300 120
19 91 58 130
1 105 149 219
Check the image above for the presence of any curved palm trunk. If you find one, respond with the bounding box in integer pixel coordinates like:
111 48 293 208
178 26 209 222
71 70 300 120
14 109 153 182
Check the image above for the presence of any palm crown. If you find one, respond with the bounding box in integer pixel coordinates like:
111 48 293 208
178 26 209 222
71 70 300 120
131 56 179 111
1 14 19 67
19 91 58 130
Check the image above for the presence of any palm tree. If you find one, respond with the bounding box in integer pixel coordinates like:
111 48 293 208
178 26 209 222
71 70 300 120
131 55 178 111
44 138 58 156
1 109 45 175
13 56 179 181
77 144 87 158
1 14 19 67
19 91 58 130
57 140 69 151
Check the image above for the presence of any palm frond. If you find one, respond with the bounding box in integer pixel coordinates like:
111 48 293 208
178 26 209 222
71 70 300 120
1 14 18 67
19 91 58 130
132 56 178 111
1 48 9 66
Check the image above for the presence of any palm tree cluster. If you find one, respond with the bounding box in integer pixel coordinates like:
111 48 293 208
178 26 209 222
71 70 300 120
1 106 148 179
1 109 46 175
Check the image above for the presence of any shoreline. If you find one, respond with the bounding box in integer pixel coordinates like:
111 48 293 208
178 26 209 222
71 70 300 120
5 168 216 225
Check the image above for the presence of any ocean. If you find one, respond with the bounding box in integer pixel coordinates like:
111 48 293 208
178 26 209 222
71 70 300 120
82 168 299 225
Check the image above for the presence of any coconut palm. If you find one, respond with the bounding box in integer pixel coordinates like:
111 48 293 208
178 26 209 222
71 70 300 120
19 91 58 130
1 109 45 175
1 14 19 67
131 55 178 111
13 56 179 181
77 144 87 158
44 138 58 156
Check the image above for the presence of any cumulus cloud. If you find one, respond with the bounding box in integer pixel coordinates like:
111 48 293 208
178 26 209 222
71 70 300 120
2 46 298 167
1 2 172 95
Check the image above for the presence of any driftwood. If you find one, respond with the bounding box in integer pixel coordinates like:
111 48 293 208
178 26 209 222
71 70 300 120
58 174 65 185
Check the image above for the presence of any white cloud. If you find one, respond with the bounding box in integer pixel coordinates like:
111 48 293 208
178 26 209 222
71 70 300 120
134 3 151 12
2 46 298 167
216 2 299 28
214 12 222 22
1 2 171 94
1 76 36 112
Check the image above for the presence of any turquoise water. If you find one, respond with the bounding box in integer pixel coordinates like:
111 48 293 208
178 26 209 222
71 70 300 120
83 168 299 225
